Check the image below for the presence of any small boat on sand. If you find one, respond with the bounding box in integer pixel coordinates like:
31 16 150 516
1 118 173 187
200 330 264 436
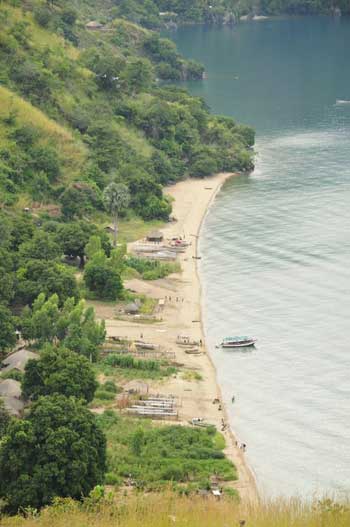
219 336 256 348
184 348 202 355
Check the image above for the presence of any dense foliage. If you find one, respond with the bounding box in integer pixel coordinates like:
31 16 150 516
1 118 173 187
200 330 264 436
22 346 98 402
98 411 236 490
0 0 254 216
125 256 180 280
0 395 106 512
21 294 106 361
83 243 124 301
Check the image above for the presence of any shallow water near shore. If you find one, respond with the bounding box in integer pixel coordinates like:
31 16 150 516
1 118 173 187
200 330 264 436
168 17 350 497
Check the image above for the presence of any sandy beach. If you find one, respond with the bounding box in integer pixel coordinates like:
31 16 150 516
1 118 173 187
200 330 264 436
102 173 258 502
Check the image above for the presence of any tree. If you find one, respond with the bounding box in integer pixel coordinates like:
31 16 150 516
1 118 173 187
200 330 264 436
84 259 123 301
60 183 102 220
21 293 60 343
0 399 11 439
103 182 130 247
82 48 125 91
60 302 106 362
57 223 111 267
16 260 79 306
123 58 153 94
0 305 16 359
0 267 15 305
22 347 97 403
19 231 61 261
0 395 106 512
85 235 102 260
57 222 91 268
20 296 105 361
10 214 34 251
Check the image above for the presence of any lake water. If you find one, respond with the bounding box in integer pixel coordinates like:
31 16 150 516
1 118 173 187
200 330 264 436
168 17 350 497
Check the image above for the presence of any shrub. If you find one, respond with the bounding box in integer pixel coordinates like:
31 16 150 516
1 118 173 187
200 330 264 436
104 354 160 372
84 261 123 301
125 257 180 280
34 6 52 27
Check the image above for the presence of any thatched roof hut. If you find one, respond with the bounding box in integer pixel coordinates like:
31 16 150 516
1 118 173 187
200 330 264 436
146 230 163 243
0 379 24 417
123 380 149 395
1 349 39 373
0 379 21 399
125 302 140 315
85 20 104 30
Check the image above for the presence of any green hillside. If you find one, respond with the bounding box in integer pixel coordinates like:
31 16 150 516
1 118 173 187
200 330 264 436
0 0 253 220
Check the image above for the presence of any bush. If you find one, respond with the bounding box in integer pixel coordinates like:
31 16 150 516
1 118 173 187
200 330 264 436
94 389 115 401
104 354 160 372
84 261 123 301
125 257 180 280
103 380 118 393
104 472 122 485
34 6 52 27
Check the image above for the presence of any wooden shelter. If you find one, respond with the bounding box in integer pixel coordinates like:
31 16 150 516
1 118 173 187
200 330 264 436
146 230 163 243
1 349 39 373
123 380 149 396
85 21 104 30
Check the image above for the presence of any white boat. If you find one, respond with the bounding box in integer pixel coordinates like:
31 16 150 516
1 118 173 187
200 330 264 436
220 336 256 348
336 99 350 105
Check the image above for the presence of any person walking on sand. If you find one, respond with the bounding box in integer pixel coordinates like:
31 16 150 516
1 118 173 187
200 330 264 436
232 395 235 403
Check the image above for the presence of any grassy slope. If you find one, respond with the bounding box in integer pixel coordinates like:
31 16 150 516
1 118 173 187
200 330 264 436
0 85 87 180
0 2 155 209
2 494 350 526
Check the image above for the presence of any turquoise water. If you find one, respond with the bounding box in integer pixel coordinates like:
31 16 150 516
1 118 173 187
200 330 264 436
168 17 350 497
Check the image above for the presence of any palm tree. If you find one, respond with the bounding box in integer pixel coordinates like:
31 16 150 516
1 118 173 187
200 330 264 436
103 182 130 247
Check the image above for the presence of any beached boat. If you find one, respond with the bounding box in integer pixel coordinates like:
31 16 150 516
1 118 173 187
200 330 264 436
176 335 200 347
184 348 201 355
220 336 256 348
134 341 158 350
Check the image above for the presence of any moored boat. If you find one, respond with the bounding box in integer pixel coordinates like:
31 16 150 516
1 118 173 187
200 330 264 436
220 336 256 348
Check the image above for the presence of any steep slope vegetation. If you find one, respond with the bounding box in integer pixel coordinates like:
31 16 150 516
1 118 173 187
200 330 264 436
0 0 254 221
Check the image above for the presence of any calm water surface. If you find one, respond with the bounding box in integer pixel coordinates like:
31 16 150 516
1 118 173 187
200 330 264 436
168 17 350 497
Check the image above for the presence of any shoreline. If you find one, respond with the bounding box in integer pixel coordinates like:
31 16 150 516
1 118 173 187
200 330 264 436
103 172 258 502
195 175 259 501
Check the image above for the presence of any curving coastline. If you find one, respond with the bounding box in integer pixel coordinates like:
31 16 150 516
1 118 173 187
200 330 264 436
105 172 258 502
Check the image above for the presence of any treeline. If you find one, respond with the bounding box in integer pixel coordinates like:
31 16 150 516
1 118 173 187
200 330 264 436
95 0 349 28
112 0 238 27
235 0 350 15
